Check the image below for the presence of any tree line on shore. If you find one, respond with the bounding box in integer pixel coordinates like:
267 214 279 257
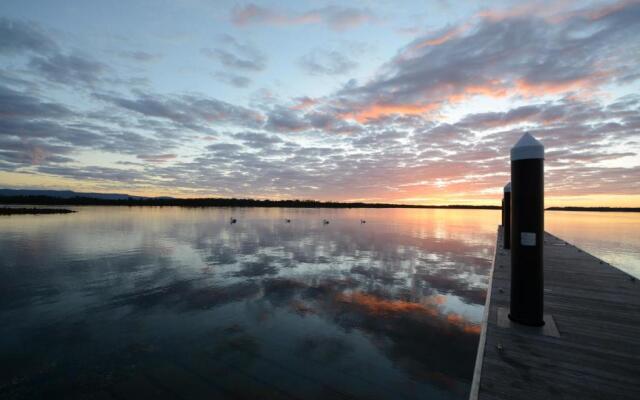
0 195 500 209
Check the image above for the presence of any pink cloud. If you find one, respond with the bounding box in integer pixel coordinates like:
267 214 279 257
231 4 375 31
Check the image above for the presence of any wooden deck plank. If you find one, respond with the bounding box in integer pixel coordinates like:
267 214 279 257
471 227 640 400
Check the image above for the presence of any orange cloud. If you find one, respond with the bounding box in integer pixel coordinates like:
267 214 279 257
476 0 575 23
290 96 318 110
441 76 602 105
336 291 480 334
586 0 635 20
413 24 471 49
513 75 605 97
341 102 439 123
445 82 510 103
337 292 435 315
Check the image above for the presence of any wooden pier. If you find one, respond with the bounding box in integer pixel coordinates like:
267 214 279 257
471 227 640 400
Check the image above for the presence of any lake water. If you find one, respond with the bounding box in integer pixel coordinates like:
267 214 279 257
546 211 640 279
0 207 638 399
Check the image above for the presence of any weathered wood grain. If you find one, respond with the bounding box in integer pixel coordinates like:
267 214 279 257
472 227 640 400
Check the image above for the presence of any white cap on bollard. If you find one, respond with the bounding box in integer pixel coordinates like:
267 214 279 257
511 132 544 161
504 182 511 193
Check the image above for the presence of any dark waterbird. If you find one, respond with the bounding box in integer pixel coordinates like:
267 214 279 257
323 219 330 225
230 217 237 224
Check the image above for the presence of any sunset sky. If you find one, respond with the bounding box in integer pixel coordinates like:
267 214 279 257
1 0 639 206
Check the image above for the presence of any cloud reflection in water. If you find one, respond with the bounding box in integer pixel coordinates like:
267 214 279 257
0 207 496 399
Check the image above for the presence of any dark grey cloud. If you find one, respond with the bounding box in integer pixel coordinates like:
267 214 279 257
136 154 176 163
214 71 251 88
299 49 357 76
305 111 363 134
0 18 56 55
0 118 99 145
455 105 548 130
29 53 106 85
95 90 265 130
118 50 162 63
0 116 175 170
36 165 146 183
0 85 71 118
262 105 362 134
0 83 180 171
233 132 284 149
264 106 309 132
202 35 266 71
206 142 244 155
0 18 114 89
0 136 73 169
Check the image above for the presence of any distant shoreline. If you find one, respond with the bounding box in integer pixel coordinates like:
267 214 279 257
0 195 500 210
1 196 637 212
546 207 640 213
0 207 76 215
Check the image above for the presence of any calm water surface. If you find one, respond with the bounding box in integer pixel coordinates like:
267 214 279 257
546 211 640 279
1 207 638 399
0 207 495 400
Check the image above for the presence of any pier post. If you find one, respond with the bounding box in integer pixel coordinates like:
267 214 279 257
509 133 545 326
503 182 511 249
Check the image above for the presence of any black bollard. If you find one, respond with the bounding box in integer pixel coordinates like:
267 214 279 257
509 133 545 327
503 182 511 250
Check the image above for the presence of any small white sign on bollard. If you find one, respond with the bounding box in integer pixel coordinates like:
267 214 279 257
521 232 536 246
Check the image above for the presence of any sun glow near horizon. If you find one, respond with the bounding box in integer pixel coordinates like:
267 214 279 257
0 0 639 206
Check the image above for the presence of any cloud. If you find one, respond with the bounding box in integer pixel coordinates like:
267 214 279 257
0 116 176 170
0 137 73 168
233 132 284 149
299 49 357 75
291 96 318 110
328 0 640 122
0 84 182 170
0 18 56 55
0 85 71 118
118 50 162 63
36 165 147 183
29 53 107 86
213 71 252 88
95 90 265 130
136 153 177 163
264 105 309 132
202 35 266 71
231 4 375 31
0 18 109 89
1 4 639 203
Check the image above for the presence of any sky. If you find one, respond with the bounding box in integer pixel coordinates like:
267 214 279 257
1 0 639 206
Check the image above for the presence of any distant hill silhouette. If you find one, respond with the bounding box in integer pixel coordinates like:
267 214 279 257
0 189 170 200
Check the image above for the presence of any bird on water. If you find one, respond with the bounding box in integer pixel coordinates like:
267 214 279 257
230 218 237 224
